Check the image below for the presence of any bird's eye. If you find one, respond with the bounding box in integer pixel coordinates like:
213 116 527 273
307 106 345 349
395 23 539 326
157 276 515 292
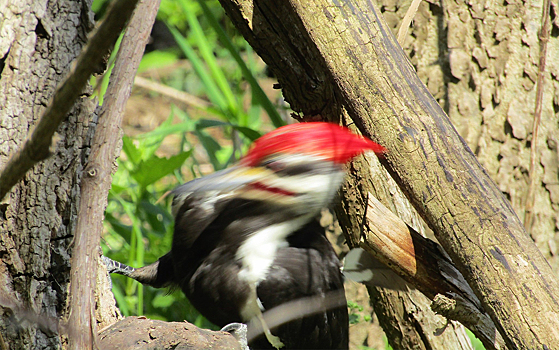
262 159 286 172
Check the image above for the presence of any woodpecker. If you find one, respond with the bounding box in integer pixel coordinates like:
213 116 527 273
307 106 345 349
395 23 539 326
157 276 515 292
105 122 385 349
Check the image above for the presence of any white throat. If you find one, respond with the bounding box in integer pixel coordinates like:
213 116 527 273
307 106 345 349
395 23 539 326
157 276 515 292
236 216 309 288
236 216 312 323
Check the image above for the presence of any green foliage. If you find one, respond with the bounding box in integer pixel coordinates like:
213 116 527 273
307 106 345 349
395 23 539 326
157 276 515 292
466 329 486 350
99 0 285 327
347 300 372 325
138 50 179 72
103 118 196 323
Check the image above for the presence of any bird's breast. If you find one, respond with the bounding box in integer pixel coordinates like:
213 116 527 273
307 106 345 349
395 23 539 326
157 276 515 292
235 216 309 287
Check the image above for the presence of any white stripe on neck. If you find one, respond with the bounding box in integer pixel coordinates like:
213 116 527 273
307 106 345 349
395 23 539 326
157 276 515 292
236 216 308 285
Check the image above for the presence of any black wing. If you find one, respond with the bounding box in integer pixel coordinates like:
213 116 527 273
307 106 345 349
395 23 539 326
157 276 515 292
105 172 239 288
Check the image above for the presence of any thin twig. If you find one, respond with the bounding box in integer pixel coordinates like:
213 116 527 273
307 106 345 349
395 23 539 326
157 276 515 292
134 76 211 109
524 0 551 232
66 0 160 349
397 0 422 46
0 0 140 201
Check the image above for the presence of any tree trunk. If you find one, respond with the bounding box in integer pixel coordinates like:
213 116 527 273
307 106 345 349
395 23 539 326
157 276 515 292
388 0 559 275
0 0 101 348
0 2 246 349
218 0 559 348
361 0 559 345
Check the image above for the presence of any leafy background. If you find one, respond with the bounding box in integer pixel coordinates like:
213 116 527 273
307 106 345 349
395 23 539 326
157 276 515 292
95 1 484 349
96 0 287 332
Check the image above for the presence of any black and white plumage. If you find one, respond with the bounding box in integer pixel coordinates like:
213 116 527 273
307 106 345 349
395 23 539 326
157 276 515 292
105 122 386 349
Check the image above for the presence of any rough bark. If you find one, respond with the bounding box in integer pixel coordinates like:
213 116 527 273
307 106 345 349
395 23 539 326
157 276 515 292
0 0 97 349
218 0 559 349
0 0 140 201
371 0 559 345
0 2 244 350
338 154 504 349
97 317 241 350
387 0 559 276
338 148 485 349
444 0 559 265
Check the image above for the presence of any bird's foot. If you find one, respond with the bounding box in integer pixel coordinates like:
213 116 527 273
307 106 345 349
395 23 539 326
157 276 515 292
102 255 135 275
263 331 284 349
251 296 284 349
221 323 248 350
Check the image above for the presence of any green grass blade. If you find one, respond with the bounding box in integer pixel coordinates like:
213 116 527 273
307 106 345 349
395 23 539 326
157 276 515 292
135 222 144 315
168 25 228 115
91 30 125 105
180 0 240 119
111 280 130 316
134 119 196 140
197 0 285 128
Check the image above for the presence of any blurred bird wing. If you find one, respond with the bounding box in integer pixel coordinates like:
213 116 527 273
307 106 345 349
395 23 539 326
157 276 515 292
253 223 349 349
343 248 410 290
170 166 270 250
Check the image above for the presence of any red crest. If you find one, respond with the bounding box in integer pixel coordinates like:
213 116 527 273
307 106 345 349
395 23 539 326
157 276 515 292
241 122 385 166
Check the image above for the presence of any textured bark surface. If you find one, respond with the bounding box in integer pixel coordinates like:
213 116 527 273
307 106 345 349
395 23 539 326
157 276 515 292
338 154 503 349
369 288 473 349
378 0 559 279
218 0 559 349
98 317 241 350
65 0 147 348
372 0 559 346
0 2 243 350
0 1 97 349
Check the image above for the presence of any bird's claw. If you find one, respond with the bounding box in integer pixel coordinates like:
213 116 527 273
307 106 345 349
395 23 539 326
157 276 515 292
221 323 248 350
264 332 284 349
101 255 115 289
102 255 135 274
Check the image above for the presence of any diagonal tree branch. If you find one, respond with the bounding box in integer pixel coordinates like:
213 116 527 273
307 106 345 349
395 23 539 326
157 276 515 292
337 190 505 349
396 0 422 45
0 0 139 201
64 0 159 349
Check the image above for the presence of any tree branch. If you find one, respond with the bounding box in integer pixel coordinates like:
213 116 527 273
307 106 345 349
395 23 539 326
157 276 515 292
396 0 421 45
97 317 241 350
134 76 211 109
338 192 505 349
524 0 551 232
0 0 140 201
65 1 159 349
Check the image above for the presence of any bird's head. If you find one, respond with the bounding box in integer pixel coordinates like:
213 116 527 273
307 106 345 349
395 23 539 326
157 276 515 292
233 122 385 214
172 122 385 217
